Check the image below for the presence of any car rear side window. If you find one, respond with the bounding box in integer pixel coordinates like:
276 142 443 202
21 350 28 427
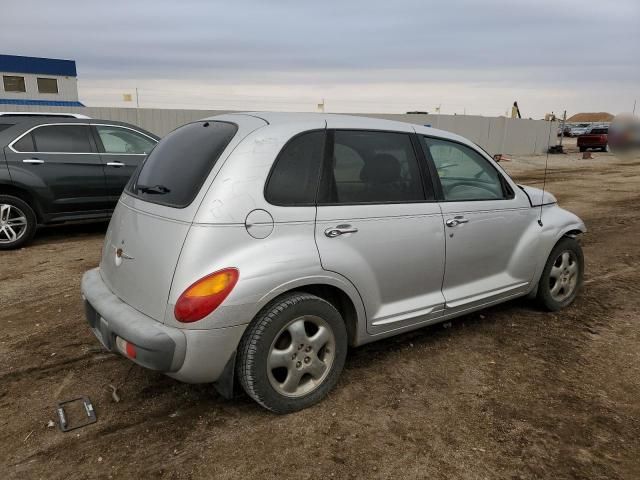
265 131 325 206
13 132 35 152
31 125 93 153
321 130 427 204
128 121 237 208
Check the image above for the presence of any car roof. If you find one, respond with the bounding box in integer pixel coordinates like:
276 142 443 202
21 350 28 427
206 111 472 146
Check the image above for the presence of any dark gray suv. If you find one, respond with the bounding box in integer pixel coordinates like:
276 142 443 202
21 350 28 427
0 116 158 249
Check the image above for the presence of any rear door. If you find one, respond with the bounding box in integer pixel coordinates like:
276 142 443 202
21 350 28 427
315 128 446 334
5 123 110 214
421 136 537 313
92 124 157 199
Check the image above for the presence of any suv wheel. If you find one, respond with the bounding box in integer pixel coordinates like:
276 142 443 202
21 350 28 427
536 237 584 311
0 195 37 250
237 292 348 413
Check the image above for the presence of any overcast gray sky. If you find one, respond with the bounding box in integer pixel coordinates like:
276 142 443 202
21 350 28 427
4 0 639 117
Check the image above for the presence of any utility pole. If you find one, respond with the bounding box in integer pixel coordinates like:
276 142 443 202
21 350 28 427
558 110 566 148
633 99 637 117
135 87 141 127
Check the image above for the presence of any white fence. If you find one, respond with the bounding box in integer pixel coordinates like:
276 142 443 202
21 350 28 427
2 105 556 155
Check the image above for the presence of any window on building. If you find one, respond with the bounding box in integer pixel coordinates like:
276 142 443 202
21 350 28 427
37 77 58 94
3 75 26 93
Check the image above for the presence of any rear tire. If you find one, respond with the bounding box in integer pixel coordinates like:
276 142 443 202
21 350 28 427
237 292 348 414
0 195 37 250
536 237 584 311
579 147 586 152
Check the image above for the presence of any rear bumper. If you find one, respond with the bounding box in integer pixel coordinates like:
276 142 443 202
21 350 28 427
81 268 246 383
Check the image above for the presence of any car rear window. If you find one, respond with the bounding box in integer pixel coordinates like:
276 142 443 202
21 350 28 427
590 128 608 134
128 121 237 208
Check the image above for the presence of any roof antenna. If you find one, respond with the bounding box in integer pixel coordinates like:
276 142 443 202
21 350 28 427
538 115 555 227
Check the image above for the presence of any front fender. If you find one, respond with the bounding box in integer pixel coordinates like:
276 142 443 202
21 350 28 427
531 205 586 288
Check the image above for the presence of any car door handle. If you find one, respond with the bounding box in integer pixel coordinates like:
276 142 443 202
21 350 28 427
106 162 125 167
324 224 358 238
445 216 469 227
23 158 44 164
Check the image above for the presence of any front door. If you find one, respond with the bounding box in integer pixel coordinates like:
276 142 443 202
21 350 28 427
421 136 538 313
5 123 110 214
315 129 446 334
92 124 157 200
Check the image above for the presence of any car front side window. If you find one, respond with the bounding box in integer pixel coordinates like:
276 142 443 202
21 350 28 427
424 137 507 201
96 126 156 154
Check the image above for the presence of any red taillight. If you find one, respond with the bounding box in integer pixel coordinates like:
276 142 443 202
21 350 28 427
174 268 239 323
125 342 137 359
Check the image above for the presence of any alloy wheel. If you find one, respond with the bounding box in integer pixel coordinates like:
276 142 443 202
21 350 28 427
548 250 579 302
0 204 28 245
267 315 336 398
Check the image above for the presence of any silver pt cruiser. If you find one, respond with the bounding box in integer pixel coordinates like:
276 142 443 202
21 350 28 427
82 113 585 413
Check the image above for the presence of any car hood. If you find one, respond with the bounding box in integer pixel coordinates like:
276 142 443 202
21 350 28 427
518 185 557 207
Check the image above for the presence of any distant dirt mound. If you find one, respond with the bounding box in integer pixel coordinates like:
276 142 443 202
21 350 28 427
568 112 614 122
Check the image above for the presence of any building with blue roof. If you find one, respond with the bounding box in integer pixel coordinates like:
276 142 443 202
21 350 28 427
0 54 84 107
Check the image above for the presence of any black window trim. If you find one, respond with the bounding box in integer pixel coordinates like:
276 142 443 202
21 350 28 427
263 128 327 207
9 123 98 154
316 128 435 207
419 134 516 202
125 120 238 209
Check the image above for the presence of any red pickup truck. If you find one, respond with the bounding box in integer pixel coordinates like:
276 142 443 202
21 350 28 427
578 126 608 152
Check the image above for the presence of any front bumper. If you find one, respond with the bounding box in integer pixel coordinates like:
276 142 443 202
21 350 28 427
81 268 247 383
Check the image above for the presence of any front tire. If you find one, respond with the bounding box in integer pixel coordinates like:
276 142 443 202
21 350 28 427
0 195 37 250
536 237 584 311
237 292 348 414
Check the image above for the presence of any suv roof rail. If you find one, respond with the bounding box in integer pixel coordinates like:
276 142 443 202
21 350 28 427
0 111 91 119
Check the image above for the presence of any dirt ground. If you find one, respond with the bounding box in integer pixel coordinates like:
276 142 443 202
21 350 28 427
1 139 639 480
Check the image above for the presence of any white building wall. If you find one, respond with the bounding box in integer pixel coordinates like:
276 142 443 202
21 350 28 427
0 72 79 102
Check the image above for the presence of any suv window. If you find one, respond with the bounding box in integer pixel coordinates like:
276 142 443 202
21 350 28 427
322 130 427 204
31 125 93 153
590 128 608 135
265 131 324 205
13 132 35 152
128 121 237 208
424 137 506 201
95 125 156 154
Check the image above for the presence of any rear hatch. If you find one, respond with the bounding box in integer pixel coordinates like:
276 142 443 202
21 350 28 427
99 119 250 323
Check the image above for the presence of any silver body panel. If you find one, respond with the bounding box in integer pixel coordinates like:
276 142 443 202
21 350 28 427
85 112 586 384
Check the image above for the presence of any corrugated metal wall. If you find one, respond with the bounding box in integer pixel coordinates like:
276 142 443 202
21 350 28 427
0 105 557 155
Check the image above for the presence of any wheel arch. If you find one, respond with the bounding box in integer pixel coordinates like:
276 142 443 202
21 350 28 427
0 182 43 222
